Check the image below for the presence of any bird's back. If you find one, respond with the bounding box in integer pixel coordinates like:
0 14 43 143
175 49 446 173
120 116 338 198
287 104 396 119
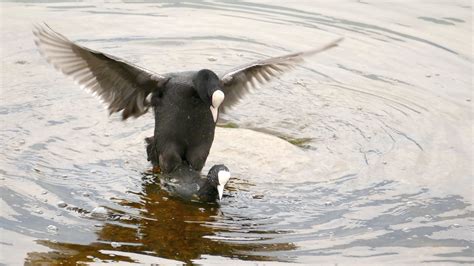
159 165 216 201
150 72 216 170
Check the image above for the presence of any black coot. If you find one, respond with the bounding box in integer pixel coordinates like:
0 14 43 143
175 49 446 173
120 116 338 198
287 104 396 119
33 24 342 173
158 164 231 202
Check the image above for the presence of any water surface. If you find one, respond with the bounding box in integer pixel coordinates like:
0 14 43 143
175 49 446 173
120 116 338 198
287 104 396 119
0 0 472 264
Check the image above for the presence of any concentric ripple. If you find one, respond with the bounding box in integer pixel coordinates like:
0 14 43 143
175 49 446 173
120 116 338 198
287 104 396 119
1 0 472 265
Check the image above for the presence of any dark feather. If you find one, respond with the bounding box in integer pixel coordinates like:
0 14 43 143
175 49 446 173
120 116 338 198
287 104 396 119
219 37 343 112
33 23 169 120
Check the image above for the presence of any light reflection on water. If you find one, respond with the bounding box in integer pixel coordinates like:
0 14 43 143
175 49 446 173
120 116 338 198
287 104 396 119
1 0 472 264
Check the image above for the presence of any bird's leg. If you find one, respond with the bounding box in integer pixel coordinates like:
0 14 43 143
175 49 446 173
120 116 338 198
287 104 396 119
152 165 161 174
145 136 155 161
159 148 182 174
145 136 161 173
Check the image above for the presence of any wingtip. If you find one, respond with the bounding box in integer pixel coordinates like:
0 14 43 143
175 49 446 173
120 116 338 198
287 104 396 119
43 22 54 32
300 36 344 57
325 37 344 49
33 22 70 42
32 22 42 36
332 36 344 47
32 22 48 33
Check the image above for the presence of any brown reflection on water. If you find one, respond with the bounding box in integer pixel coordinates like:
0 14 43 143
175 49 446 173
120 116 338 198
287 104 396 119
25 174 296 264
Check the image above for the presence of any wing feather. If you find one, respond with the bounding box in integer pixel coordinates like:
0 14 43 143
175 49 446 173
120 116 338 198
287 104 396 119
219 37 343 112
33 23 169 119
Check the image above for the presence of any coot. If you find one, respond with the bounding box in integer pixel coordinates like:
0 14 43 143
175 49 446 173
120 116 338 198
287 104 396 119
158 164 231 202
33 24 342 173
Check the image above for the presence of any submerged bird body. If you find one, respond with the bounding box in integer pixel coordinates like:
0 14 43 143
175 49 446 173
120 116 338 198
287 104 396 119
159 164 231 202
33 24 341 173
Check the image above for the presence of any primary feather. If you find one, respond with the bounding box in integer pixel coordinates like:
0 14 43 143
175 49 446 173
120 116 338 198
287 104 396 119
219 37 343 112
33 23 169 120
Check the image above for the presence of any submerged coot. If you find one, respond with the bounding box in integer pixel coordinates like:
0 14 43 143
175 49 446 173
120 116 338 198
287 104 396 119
33 24 342 173
159 164 231 202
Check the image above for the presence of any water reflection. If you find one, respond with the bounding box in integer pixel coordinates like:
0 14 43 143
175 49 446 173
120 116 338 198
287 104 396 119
21 173 473 264
24 174 296 264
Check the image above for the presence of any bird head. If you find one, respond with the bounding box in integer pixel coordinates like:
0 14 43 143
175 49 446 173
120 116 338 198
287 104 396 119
193 69 225 123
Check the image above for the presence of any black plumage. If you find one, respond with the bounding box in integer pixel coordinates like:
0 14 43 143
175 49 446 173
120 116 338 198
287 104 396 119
158 164 231 202
33 23 342 173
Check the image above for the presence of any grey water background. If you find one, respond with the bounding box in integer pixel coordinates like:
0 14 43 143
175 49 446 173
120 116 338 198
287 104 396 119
0 0 472 264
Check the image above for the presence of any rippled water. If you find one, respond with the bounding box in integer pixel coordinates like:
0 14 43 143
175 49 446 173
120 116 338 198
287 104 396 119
1 0 472 264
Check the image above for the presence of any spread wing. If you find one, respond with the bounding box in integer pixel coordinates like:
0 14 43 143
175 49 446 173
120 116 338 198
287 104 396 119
33 23 169 120
219 37 343 112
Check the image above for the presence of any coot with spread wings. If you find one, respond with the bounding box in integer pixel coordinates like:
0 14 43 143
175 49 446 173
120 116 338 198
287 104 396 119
33 24 341 173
